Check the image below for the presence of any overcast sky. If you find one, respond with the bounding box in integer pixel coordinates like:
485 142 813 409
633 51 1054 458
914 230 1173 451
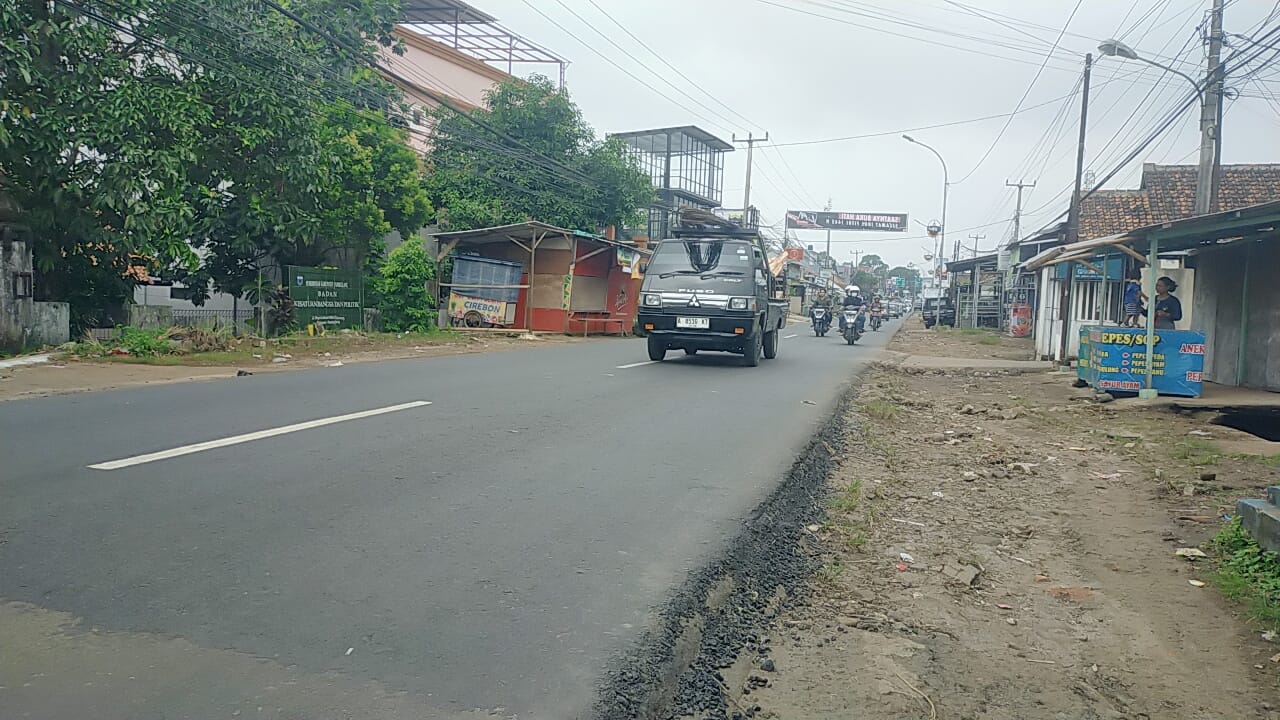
476 0 1279 269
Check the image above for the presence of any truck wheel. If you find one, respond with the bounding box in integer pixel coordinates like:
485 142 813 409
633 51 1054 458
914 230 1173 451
763 329 778 359
647 336 667 361
742 332 762 367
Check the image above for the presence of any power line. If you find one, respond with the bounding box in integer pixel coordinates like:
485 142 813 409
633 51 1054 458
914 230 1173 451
754 0 1091 74
953 0 1086 184
581 0 763 133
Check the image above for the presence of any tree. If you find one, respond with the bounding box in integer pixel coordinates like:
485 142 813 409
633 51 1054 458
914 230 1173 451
1 0 414 327
374 241 436 332
859 254 890 277
424 77 652 232
890 265 921 281
2 0 211 327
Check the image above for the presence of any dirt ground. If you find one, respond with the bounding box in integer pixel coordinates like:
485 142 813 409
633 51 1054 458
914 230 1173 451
888 324 1038 361
0 333 592 401
730 323 1280 720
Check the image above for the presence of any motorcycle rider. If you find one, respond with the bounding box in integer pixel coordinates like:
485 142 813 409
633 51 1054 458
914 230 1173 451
839 285 866 335
869 294 885 330
810 289 834 332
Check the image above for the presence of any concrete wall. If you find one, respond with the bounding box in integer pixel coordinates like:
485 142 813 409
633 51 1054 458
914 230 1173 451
28 301 69 346
1191 239 1280 390
1 236 69 349
134 285 239 312
128 305 174 329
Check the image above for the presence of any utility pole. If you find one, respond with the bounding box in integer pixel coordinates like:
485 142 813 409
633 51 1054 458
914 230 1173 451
733 132 769 210
1005 179 1036 243
968 233 986 258
1196 0 1225 215
1060 52 1092 364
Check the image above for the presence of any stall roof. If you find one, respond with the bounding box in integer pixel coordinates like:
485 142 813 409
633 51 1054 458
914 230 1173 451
945 252 999 273
1020 200 1280 271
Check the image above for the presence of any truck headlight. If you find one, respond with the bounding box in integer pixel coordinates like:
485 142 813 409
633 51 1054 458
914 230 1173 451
729 297 755 311
642 293 661 307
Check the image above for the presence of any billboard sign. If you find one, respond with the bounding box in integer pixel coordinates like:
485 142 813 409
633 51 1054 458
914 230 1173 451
287 265 363 330
785 210 908 232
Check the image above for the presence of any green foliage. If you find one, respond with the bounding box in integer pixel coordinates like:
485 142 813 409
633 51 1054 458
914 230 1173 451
830 478 863 514
1 0 424 325
267 286 297 336
1211 518 1280 632
861 400 900 421
117 327 174 357
849 270 880 291
375 241 437 332
1169 438 1224 466
859 254 889 275
425 77 652 233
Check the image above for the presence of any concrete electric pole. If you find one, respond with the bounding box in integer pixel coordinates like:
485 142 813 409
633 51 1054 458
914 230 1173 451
1005 179 1036 243
1196 0 1225 215
968 233 986 259
733 132 769 210
1060 52 1093 364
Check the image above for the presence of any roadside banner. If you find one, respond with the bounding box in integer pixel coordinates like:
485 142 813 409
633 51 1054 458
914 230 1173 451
448 293 508 325
287 265 362 330
785 210 908 232
617 247 639 275
1082 326 1204 397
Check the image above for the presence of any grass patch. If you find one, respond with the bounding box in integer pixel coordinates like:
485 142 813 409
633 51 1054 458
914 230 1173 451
74 328 466 366
977 335 1003 346
861 400 900 421
957 328 986 336
1169 438 1224 466
830 478 863 514
1232 453 1280 468
816 557 845 585
1211 518 1280 633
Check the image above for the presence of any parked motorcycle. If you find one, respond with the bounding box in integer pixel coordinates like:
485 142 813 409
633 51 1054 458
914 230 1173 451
810 307 831 337
841 308 863 345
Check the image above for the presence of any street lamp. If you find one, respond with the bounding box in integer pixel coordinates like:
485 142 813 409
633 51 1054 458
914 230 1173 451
903 134 948 287
1097 39 1203 99
1098 38 1216 216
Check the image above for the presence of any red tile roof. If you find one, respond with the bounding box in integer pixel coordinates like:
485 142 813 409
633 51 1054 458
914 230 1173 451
1078 163 1280 240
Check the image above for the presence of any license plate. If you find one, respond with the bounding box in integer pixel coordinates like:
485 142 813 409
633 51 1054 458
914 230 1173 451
676 317 710 329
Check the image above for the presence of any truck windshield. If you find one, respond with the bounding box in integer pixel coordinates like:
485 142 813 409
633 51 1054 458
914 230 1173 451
646 239 754 278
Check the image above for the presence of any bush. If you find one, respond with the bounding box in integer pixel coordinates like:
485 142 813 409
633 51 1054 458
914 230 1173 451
117 326 174 356
1211 517 1280 631
375 241 437 332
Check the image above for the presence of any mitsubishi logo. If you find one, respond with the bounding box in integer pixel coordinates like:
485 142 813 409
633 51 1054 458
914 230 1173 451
686 294 701 308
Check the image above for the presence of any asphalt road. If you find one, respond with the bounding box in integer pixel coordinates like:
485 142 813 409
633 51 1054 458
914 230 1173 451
0 319 899 720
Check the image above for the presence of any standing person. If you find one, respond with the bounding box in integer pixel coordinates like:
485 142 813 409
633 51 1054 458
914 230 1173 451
1151 276 1182 330
1123 272 1147 327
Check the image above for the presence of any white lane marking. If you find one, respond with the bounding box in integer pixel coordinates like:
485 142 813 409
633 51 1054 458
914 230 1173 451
783 334 798 339
616 361 657 369
89 401 431 470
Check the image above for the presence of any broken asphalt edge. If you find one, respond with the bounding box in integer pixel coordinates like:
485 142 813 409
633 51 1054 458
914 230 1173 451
591 357 885 719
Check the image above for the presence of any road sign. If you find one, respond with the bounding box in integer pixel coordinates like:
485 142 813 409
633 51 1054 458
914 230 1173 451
287 265 363 330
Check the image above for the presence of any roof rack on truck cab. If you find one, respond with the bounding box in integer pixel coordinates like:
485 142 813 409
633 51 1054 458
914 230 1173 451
672 207 760 239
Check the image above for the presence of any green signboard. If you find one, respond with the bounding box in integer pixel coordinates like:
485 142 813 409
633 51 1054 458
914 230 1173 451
287 265 363 330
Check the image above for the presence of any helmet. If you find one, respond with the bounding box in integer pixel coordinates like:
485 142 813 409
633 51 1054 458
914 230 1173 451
846 285 860 295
